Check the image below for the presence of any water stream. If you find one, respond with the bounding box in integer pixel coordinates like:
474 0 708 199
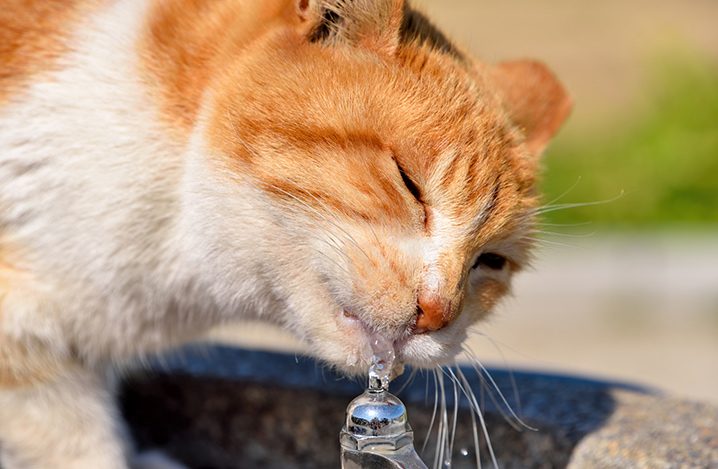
368 334 396 392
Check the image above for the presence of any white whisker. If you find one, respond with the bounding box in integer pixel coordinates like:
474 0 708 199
448 366 460 466
534 221 593 228
469 390 482 469
422 368 440 455
293 186 374 264
454 367 499 469
541 176 583 207
394 367 419 396
462 348 536 432
530 230 596 239
520 236 580 249
466 330 529 361
434 367 449 469
257 178 369 265
533 190 625 215
465 332 525 417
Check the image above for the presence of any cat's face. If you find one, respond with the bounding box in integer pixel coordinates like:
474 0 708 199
195 0 570 373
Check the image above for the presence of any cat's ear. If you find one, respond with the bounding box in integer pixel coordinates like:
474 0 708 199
491 60 572 156
295 0 405 56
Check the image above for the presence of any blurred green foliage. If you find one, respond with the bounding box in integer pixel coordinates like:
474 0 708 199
540 56 718 229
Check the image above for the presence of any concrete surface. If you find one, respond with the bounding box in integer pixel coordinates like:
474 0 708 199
121 346 718 468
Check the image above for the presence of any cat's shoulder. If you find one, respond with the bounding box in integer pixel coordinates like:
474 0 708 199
0 0 100 103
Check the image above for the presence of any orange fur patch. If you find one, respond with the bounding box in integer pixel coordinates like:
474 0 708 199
0 0 97 104
207 34 531 237
139 0 303 132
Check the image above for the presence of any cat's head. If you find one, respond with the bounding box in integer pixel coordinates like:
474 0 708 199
189 0 571 373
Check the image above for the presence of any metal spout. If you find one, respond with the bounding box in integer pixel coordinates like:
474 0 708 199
340 388 428 469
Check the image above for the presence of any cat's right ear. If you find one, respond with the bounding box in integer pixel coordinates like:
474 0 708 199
294 0 405 56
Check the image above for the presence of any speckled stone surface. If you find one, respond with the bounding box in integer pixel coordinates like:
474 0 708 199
568 390 718 468
119 346 718 468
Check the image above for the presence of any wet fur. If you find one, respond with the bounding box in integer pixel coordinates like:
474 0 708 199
0 0 570 467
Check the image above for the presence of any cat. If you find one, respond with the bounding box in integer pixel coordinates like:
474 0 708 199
0 0 571 467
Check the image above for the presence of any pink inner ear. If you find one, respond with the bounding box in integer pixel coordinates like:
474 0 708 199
492 60 573 156
297 0 311 21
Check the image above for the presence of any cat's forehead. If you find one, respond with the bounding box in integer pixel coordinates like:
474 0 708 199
208 41 531 237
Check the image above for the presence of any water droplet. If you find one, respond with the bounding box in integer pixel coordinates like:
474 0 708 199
443 458 451 467
460 447 469 457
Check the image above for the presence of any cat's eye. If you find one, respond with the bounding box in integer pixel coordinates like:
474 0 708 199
471 252 507 271
396 161 422 202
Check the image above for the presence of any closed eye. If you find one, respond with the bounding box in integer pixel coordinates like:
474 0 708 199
394 157 428 228
395 160 422 203
471 252 507 271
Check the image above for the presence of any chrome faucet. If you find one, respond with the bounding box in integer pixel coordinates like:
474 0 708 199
340 366 428 469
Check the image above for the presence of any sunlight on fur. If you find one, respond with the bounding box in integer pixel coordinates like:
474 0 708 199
0 0 570 467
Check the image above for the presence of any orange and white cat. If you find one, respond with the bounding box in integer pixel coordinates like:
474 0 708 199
0 0 570 467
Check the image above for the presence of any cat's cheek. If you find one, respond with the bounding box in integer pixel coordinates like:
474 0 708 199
474 278 509 313
321 309 375 372
466 269 512 316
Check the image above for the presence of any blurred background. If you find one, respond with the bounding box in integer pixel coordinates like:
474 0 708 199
211 0 718 404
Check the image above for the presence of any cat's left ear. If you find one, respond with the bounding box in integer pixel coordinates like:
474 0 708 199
491 60 573 157
295 0 405 56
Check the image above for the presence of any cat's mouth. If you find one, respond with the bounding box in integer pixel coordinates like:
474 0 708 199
336 308 413 370
332 306 466 376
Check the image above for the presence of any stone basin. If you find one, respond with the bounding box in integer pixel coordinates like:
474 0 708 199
120 345 718 468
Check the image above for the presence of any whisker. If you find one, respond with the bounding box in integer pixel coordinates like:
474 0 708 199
541 176 583 207
425 368 430 405
462 348 537 432
394 367 419 396
213 202 352 266
258 179 358 257
530 230 596 239
466 330 529 360
276 192 349 246
533 190 625 215
454 367 499 469
312 248 352 277
468 390 482 469
293 186 375 265
461 355 523 432
228 145 382 271
534 221 593 228
448 366 460 466
434 367 448 469
422 369 440 455
465 332 525 418
520 236 580 249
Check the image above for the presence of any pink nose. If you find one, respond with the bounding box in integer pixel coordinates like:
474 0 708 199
414 294 451 333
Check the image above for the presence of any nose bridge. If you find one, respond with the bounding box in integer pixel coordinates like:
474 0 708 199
414 250 463 333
